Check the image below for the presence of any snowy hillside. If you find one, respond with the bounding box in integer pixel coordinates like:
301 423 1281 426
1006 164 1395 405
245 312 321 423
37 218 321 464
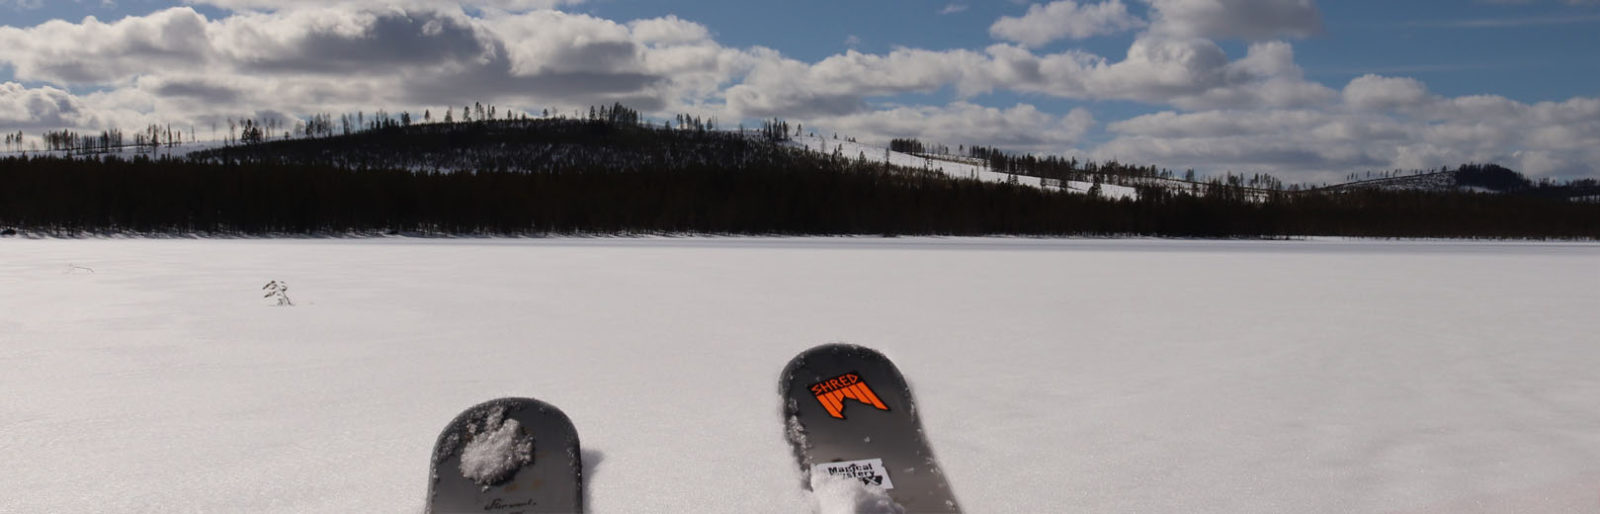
784 134 1139 200
4 238 1599 513
1316 171 1459 194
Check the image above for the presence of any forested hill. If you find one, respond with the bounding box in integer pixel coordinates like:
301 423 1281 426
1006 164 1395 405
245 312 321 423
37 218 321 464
0 115 1597 239
1314 163 1600 201
186 116 819 174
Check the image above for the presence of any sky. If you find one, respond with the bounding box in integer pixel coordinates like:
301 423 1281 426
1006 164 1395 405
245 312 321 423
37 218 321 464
1 0 1597 182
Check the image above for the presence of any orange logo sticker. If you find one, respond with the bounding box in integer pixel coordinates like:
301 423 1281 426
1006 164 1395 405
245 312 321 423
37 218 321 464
809 372 889 419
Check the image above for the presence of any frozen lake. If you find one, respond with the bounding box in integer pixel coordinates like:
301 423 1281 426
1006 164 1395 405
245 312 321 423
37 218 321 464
2 237 1597 513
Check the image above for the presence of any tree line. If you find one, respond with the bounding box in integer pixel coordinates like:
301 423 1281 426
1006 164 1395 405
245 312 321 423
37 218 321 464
1 116 1596 239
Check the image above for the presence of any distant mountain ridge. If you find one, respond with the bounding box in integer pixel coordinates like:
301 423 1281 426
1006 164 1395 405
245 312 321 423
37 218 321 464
1313 164 1598 201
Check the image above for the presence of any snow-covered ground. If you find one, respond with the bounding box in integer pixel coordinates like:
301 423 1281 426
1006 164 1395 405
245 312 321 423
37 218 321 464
3 237 1598 513
785 135 1139 200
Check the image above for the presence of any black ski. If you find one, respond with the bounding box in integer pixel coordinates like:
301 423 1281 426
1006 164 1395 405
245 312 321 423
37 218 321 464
426 397 582 513
780 343 961 512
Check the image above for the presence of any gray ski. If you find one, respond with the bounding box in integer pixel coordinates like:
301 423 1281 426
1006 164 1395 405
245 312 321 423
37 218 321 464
780 343 961 512
426 397 582 514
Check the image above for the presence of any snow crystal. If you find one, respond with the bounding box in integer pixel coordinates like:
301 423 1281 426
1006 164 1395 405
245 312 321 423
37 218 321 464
785 413 809 462
458 406 534 487
811 473 904 514
432 432 460 469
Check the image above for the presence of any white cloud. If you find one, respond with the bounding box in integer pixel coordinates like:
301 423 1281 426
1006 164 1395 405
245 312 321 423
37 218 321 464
1342 75 1430 112
1095 81 1600 180
1171 41 1337 109
0 4 1334 138
628 15 710 46
0 81 196 134
1098 108 1429 182
0 1 1335 122
482 10 639 77
0 83 91 129
725 47 990 117
975 37 1333 109
1082 36 1230 100
720 32 1336 122
1146 0 1322 40
1 1 1596 180
0 8 212 84
939 3 968 15
0 5 755 123
989 0 1145 47
818 102 1096 153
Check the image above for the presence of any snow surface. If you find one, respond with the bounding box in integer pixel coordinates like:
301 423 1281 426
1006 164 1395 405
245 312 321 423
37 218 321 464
785 135 1139 200
458 406 533 487
3 237 1599 513
811 474 903 514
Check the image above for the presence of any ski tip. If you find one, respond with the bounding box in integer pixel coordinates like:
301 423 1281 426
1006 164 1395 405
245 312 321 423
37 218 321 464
785 343 891 365
426 397 583 514
781 343 896 382
431 397 576 449
798 342 881 355
779 342 913 422
429 397 581 476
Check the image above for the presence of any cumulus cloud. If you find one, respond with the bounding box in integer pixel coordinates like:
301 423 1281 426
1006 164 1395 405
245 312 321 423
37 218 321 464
0 83 92 130
1100 109 1399 175
1169 40 1336 109
989 0 1145 47
1083 36 1231 100
142 75 244 104
1 1 1596 180
1146 0 1322 40
817 102 1095 152
976 37 1333 109
628 15 710 46
1342 74 1430 112
0 3 1348 169
721 34 1335 122
1096 81 1600 180
215 8 490 75
0 82 189 133
0 6 750 124
0 8 211 84
725 47 989 117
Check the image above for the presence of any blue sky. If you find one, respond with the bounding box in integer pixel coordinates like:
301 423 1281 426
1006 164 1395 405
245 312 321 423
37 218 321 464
1 0 1597 180
7 1 1595 101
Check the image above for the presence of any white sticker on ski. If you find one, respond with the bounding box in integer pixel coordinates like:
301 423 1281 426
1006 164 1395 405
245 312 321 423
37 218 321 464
813 458 895 489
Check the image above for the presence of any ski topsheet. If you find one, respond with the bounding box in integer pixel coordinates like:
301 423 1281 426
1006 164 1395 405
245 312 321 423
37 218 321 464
780 343 961 512
426 397 583 514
